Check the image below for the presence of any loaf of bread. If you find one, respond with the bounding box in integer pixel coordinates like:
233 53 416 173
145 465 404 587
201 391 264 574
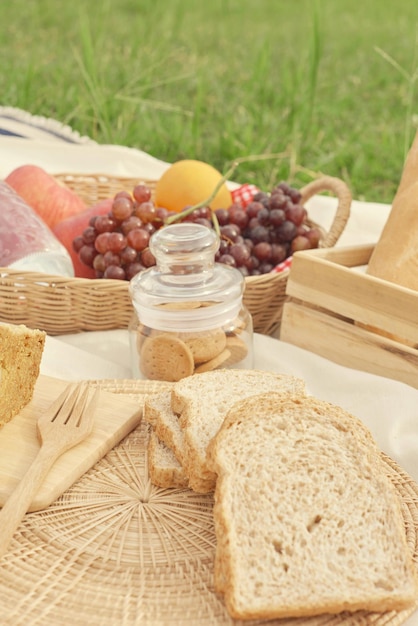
172 369 306 493
0 322 46 428
367 129 418 290
207 392 418 619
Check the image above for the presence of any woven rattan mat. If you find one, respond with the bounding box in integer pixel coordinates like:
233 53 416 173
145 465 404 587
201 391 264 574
0 379 417 626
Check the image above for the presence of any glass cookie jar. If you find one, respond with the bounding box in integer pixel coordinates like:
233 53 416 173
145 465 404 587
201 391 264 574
128 222 253 381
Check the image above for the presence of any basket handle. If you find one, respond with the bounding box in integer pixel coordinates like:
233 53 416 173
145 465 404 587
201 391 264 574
300 176 352 248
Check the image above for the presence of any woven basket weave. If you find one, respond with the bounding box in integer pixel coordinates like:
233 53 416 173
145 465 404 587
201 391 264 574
0 378 416 626
0 174 351 336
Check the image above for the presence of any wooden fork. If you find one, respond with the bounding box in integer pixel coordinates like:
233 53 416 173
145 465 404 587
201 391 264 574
0 382 100 558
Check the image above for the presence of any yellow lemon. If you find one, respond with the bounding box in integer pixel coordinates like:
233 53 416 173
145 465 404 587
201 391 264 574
154 159 232 213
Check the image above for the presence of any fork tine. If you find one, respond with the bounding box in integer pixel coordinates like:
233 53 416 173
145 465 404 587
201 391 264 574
68 384 100 429
37 382 76 426
46 383 97 426
49 383 83 425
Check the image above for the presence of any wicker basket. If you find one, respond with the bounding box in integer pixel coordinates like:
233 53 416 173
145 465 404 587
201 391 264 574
0 174 351 336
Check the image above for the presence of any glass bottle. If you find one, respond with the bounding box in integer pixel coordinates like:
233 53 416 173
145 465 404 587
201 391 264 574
128 222 253 381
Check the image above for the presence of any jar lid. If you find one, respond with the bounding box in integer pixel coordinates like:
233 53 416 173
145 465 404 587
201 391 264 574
129 223 245 331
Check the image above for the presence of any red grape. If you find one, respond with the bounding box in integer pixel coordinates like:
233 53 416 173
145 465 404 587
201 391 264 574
230 243 251 265
93 254 106 272
253 242 272 262
104 265 126 280
134 201 157 223
95 232 111 254
246 201 264 219
127 228 150 252
94 214 117 233
276 220 297 242
108 232 127 253
114 190 132 201
133 184 151 204
125 262 146 280
220 224 241 242
271 243 288 264
291 235 312 252
306 227 321 248
82 226 97 245
72 235 84 253
250 225 270 243
79 244 97 267
121 215 143 235
111 195 134 221
269 209 285 227
286 204 306 226
214 208 230 226
120 246 138 265
246 255 260 271
268 192 287 210
228 206 249 230
257 208 270 226
259 261 274 273
103 250 121 267
153 207 169 225
140 248 156 267
219 254 236 267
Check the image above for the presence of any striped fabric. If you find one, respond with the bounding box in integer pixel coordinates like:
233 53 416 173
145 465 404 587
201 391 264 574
0 106 95 144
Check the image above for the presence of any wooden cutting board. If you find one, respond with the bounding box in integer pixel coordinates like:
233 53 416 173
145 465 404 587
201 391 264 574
0 375 143 512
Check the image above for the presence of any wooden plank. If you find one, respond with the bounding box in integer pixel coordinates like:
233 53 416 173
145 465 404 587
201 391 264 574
286 247 418 345
280 302 418 390
299 243 374 267
0 375 142 511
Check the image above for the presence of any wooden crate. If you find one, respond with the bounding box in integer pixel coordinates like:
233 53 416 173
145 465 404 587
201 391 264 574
280 244 418 389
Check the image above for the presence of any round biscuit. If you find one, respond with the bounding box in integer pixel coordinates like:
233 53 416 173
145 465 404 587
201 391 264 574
183 328 227 364
223 335 248 366
139 334 194 382
194 348 231 374
136 326 178 352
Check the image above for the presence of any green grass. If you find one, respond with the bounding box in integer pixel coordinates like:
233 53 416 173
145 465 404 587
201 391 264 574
2 0 418 203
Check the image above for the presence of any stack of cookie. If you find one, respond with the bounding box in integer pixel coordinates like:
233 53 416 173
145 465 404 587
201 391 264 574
136 312 250 382
143 369 306 491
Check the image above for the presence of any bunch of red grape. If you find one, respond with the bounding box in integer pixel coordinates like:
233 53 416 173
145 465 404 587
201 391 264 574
73 184 174 280
73 181 321 280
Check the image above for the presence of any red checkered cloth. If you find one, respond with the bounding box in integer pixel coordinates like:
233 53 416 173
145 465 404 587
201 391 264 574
231 184 293 274
231 183 260 208
271 256 293 273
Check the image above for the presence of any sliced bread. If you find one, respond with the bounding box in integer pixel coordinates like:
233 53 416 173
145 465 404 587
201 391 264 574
144 391 186 466
147 430 188 489
207 392 418 620
172 369 306 493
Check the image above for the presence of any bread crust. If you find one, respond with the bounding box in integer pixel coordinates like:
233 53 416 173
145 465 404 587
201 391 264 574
367 130 418 290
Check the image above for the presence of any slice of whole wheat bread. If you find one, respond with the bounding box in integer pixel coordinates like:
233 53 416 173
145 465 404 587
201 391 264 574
147 429 188 489
207 392 418 620
172 369 306 493
144 392 186 466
